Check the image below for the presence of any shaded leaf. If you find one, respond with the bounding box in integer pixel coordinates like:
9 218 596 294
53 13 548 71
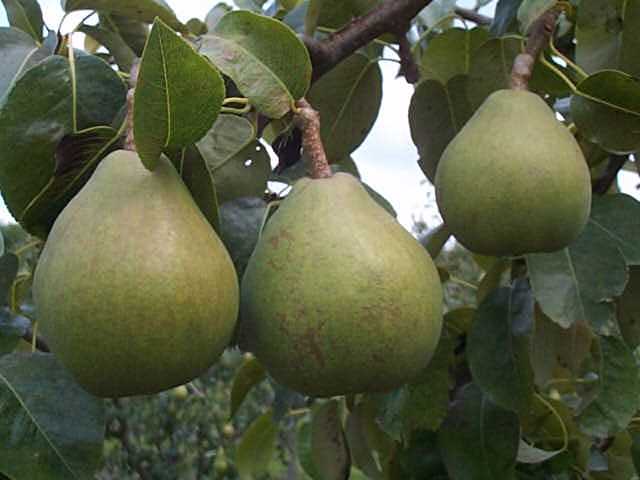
0 254 18 305
0 54 126 236
79 24 136 71
424 223 451 258
0 309 29 356
419 28 489 83
491 0 523 36
517 0 555 34
311 400 351 480
571 70 640 154
578 335 640 437
438 383 519 480
134 18 225 170
590 193 640 265
235 410 278 480
196 115 271 204
345 403 383 480
1 0 43 42
0 353 105 480
205 3 232 32
527 221 628 334
61 0 185 32
0 27 54 103
476 258 509 304
517 439 562 464
307 53 382 162
178 146 219 233
201 10 311 118
618 266 640 349
230 357 266 418
468 283 535 413
219 197 267 278
410 75 472 181
99 13 148 56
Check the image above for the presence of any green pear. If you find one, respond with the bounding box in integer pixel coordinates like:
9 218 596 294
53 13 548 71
619 267 640 348
240 173 443 397
33 150 239 397
435 89 592 255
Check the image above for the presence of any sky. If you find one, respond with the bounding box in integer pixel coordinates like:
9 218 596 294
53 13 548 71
0 1 638 231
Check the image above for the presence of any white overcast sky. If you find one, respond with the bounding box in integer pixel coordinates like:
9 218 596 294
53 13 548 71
0 1 638 230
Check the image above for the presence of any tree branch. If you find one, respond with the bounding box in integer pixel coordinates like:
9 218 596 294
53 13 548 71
593 155 628 195
293 99 332 178
454 7 492 26
305 0 434 80
510 8 560 90
22 326 50 353
396 31 420 84
123 60 140 152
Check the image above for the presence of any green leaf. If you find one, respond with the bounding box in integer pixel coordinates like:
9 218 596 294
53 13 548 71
632 433 640 475
571 70 640 154
345 402 383 480
468 282 535 413
201 10 311 118
196 115 271 204
79 24 136 71
530 307 565 387
424 223 451 258
0 253 18 305
491 0 523 36
619 266 640 349
592 432 636 480
438 383 519 480
307 53 382 163
575 0 640 77
99 13 148 56
219 197 267 278
419 28 489 83
0 230 4 257
298 420 321 479
374 334 453 442
205 3 232 32
134 18 225 170
0 54 126 236
305 0 322 35
527 220 628 334
410 75 472 181
61 0 185 32
467 36 521 110
476 257 510 304
235 410 278 480
516 0 556 34
178 146 219 233
230 357 266 418
578 335 640 437
21 126 120 236
590 193 640 265
311 400 351 480
0 27 54 103
516 439 562 464
1 0 43 42
0 309 29 356
0 353 105 480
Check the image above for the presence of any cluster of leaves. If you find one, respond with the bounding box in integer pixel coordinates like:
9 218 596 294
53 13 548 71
0 0 640 479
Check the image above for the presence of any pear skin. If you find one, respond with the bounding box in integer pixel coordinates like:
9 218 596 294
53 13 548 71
34 150 239 397
435 89 592 255
240 173 443 397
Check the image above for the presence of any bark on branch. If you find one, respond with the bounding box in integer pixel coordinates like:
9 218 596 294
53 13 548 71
454 7 492 26
305 0 435 80
510 9 560 90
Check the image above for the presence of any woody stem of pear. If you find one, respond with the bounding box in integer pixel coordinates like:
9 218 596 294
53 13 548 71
509 8 560 91
293 99 333 179
123 60 140 152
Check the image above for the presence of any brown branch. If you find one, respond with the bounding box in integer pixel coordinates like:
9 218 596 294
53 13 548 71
293 99 332 178
454 7 492 26
593 155 628 195
123 60 140 152
396 31 420 84
510 8 560 90
22 326 50 353
305 0 435 80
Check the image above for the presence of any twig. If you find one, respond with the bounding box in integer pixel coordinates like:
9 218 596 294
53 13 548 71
293 99 332 178
123 60 140 152
22 326 50 353
593 155 628 194
454 7 492 26
305 0 435 80
510 8 560 90
396 30 420 84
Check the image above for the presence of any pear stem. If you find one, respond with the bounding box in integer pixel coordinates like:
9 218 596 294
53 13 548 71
510 8 560 91
294 99 333 179
123 60 140 152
